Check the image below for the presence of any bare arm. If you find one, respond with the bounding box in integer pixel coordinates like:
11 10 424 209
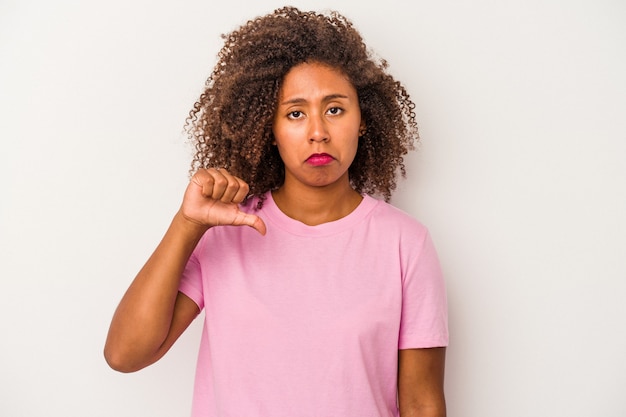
398 347 447 417
103 212 206 372
104 168 266 372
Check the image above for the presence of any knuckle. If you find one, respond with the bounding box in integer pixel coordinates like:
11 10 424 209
213 175 227 187
226 180 240 192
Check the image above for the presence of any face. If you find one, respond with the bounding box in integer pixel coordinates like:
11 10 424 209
272 62 363 192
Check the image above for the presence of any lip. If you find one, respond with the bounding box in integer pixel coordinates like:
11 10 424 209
306 153 335 166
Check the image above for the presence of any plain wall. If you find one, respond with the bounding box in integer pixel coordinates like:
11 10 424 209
1 0 625 415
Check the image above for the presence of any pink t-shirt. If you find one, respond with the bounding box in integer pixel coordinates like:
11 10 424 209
179 192 448 417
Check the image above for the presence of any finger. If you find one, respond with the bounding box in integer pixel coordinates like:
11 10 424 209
235 212 267 236
232 177 250 204
191 169 216 197
215 169 242 203
205 168 228 200
250 215 267 236
191 168 209 187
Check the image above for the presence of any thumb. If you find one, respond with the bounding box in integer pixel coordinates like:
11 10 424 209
237 212 267 236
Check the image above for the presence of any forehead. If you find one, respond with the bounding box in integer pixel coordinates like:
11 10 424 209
278 62 357 99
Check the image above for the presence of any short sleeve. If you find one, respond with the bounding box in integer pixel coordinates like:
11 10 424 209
398 230 448 349
179 240 205 311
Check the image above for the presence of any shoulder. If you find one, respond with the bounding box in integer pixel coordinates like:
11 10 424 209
365 196 430 239
363 196 437 263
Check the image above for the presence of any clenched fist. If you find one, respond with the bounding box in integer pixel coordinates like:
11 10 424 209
180 168 266 235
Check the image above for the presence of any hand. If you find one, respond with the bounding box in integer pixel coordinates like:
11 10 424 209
180 168 266 235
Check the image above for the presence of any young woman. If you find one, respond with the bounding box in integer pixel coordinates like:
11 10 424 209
105 7 448 417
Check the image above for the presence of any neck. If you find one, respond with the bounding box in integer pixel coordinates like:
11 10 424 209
272 177 363 226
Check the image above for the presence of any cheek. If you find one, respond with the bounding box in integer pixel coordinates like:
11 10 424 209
348 126 361 152
273 120 302 143
274 138 299 164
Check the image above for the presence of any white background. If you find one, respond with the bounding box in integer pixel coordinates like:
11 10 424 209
1 0 625 416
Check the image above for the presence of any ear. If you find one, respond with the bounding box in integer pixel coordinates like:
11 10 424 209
359 121 367 137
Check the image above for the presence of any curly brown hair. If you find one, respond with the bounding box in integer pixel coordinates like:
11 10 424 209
185 6 418 203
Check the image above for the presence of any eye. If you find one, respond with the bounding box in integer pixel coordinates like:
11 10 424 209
288 111 303 119
327 107 343 115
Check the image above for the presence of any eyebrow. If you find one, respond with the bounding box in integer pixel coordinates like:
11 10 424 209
279 94 350 106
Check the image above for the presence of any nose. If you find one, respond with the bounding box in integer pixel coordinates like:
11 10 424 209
308 114 329 143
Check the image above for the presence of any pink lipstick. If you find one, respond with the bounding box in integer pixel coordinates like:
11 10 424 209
306 153 334 166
